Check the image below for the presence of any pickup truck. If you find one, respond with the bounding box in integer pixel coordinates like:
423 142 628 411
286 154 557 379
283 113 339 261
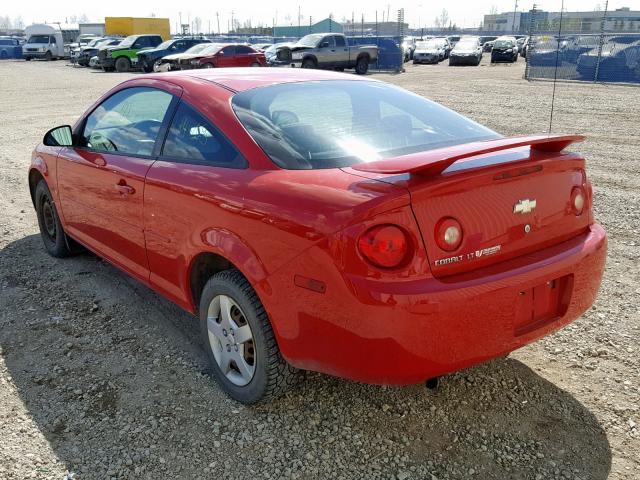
98 34 163 72
278 33 378 75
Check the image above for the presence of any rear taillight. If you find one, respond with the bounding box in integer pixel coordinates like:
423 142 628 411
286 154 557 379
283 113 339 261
358 225 409 268
435 217 463 251
571 186 585 216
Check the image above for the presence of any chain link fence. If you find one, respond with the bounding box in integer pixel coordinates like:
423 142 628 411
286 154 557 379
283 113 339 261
525 33 640 84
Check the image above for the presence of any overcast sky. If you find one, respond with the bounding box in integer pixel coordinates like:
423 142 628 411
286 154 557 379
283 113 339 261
8 0 640 31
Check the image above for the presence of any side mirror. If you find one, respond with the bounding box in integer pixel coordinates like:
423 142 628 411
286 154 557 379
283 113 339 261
43 125 74 147
320 42 330 48
217 51 225 56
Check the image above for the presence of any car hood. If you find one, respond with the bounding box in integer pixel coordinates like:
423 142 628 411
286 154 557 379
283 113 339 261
163 52 204 61
415 48 442 54
452 48 478 54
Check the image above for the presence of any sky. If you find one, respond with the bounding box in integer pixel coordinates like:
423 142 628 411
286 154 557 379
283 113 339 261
6 0 640 32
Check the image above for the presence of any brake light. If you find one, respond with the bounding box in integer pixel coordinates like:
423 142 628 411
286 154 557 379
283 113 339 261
571 186 585 215
435 217 463 251
358 225 409 268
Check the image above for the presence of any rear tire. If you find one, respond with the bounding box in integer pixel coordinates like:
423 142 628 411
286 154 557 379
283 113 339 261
199 269 300 404
355 56 369 75
25 57 32 61
35 181 72 258
115 56 130 72
142 63 153 73
250 62 261 67
44 51 52 61
203 62 214 69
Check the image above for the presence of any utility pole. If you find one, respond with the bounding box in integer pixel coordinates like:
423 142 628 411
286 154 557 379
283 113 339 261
298 6 301 38
216 12 220 36
512 0 519 33
230 10 234 33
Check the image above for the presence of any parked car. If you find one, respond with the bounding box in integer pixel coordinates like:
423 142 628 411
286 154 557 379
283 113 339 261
447 35 461 48
251 43 272 52
30 68 606 403
154 43 220 71
491 36 519 63
413 38 449 64
179 44 266 69
483 40 496 52
479 35 497 52
98 34 163 72
0 37 22 59
401 36 416 61
265 42 294 66
136 38 210 72
577 40 640 82
449 36 483 66
76 37 121 66
281 33 378 75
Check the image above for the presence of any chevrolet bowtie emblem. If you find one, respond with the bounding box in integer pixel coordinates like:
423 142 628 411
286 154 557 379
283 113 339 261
513 199 537 214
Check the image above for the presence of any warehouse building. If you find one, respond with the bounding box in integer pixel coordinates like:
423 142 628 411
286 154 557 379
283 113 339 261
273 18 342 38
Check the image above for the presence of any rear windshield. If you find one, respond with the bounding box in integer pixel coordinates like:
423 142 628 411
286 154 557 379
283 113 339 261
232 80 499 170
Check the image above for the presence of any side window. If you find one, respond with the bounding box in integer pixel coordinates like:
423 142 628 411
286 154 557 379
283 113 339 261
334 36 346 47
222 46 236 55
321 36 335 48
161 103 246 168
82 87 173 156
236 46 254 54
151 36 162 47
50 36 57 44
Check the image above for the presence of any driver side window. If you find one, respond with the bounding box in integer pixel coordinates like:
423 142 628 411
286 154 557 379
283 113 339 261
82 87 173 156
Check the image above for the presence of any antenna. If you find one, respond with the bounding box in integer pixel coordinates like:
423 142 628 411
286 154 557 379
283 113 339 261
548 0 565 134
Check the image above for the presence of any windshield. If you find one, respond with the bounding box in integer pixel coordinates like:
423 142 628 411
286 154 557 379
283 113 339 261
494 40 515 48
157 40 174 49
118 35 137 48
28 35 51 44
454 39 478 49
416 40 443 49
296 34 324 47
232 80 499 170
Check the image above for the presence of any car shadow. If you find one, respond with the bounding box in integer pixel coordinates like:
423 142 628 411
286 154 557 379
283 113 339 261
0 234 612 479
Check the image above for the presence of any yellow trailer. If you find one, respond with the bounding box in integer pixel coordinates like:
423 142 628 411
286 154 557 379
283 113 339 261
105 17 170 40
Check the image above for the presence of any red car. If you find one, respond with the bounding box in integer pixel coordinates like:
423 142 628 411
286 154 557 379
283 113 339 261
29 69 606 403
182 43 266 69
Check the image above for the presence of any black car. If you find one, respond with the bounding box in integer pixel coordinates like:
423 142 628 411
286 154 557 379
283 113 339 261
491 37 518 63
77 38 121 66
136 38 210 73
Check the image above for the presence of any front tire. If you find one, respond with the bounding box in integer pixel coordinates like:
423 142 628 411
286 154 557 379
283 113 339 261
114 56 130 72
199 269 298 404
301 58 316 69
44 51 52 61
35 181 72 258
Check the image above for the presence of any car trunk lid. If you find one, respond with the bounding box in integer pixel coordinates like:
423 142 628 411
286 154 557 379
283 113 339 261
350 135 591 277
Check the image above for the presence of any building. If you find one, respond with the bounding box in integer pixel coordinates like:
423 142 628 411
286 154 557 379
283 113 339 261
273 18 342 38
484 7 640 33
343 21 410 36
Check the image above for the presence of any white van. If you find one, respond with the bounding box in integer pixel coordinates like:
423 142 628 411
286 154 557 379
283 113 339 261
23 24 78 60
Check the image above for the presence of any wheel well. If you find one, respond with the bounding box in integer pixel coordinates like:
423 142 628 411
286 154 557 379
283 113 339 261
28 169 45 207
302 55 317 65
357 53 370 63
189 252 235 311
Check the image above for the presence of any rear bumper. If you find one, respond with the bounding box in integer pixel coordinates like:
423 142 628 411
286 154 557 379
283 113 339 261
450 54 480 64
270 224 607 384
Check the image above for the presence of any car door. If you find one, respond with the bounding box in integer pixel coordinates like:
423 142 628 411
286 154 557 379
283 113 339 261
143 100 248 307
316 35 335 66
56 84 179 280
217 46 237 67
235 45 256 66
333 35 349 67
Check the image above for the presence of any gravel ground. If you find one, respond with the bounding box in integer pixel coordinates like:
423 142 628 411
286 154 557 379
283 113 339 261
0 59 638 480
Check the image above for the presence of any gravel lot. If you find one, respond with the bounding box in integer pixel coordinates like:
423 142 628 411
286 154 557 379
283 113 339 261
0 59 638 480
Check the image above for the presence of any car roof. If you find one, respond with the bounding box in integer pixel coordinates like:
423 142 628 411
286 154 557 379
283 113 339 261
154 67 372 93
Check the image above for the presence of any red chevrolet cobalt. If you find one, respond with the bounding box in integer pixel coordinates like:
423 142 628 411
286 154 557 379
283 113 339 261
29 69 606 403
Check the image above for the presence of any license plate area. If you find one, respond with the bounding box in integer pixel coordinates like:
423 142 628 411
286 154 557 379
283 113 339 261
514 275 574 336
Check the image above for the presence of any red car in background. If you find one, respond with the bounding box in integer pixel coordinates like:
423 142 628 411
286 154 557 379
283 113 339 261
183 43 266 69
29 69 606 404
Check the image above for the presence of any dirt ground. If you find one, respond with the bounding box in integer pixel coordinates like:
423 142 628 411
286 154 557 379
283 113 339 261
0 58 638 480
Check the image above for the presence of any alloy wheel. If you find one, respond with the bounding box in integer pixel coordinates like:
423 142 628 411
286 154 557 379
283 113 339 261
207 294 256 386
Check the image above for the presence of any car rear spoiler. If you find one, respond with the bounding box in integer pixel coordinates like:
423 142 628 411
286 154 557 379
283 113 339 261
350 134 585 176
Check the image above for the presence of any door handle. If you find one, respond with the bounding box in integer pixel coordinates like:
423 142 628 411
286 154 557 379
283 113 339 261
115 182 135 196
